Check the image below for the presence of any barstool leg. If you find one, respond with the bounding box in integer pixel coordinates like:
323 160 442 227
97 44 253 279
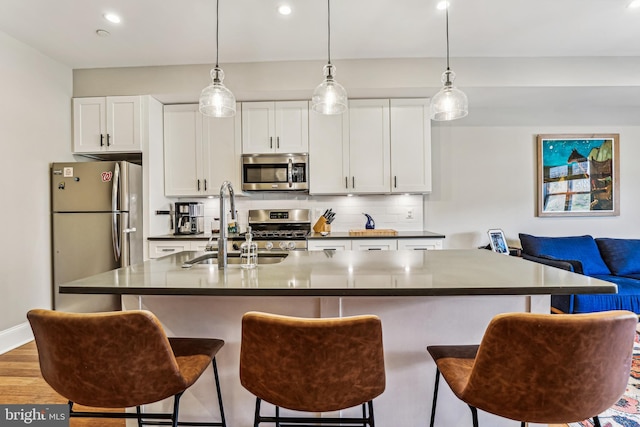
468 405 479 427
172 392 184 427
136 405 143 427
430 369 441 427
212 357 227 427
253 398 261 427
368 400 375 427
593 416 602 427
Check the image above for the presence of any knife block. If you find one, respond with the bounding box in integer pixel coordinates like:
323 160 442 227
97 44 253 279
313 216 331 233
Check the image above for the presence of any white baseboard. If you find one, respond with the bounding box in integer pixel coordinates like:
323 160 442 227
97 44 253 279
0 322 34 355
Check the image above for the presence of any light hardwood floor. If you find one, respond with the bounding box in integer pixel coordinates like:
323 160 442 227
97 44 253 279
0 340 124 426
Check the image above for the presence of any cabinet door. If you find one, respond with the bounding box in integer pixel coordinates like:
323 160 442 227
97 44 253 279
348 99 390 193
351 239 397 251
397 239 443 250
309 108 350 194
390 99 432 193
73 97 106 153
307 240 352 251
164 105 203 196
274 101 309 153
203 103 242 194
242 102 275 154
148 241 190 259
106 96 142 152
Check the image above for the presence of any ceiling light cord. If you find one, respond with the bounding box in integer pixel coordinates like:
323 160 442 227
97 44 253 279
327 0 331 66
445 6 450 72
215 0 220 68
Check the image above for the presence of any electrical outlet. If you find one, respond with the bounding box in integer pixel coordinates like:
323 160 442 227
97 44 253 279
406 209 413 219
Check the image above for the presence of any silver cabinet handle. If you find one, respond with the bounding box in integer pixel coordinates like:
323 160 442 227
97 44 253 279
270 137 273 149
394 176 397 188
352 176 355 188
277 136 280 149
100 134 104 147
106 134 111 146
197 179 201 191
204 179 208 191
345 177 348 189
161 248 176 252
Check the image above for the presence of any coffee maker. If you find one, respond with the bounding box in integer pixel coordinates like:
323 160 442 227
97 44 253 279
174 202 205 235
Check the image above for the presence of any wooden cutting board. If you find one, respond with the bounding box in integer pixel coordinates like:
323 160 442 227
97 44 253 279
349 229 398 236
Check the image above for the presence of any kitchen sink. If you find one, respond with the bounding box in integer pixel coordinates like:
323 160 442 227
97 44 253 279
182 252 288 268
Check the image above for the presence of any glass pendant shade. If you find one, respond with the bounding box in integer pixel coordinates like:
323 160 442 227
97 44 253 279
430 69 468 121
311 64 348 115
199 67 236 118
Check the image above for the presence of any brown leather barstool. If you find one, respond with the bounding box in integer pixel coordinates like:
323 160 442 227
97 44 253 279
240 311 386 427
27 309 227 427
427 310 637 427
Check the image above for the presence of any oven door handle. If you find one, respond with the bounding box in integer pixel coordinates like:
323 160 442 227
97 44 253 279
287 158 293 188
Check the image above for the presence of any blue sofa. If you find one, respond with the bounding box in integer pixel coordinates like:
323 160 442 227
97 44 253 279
519 234 640 314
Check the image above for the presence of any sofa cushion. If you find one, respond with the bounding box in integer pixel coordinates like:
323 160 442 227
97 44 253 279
596 238 640 276
573 275 640 314
519 234 611 276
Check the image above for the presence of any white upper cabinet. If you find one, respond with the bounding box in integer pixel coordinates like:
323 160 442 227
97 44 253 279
309 108 350 194
242 101 309 154
73 96 142 153
309 98 431 195
348 99 391 193
390 99 432 193
164 104 241 197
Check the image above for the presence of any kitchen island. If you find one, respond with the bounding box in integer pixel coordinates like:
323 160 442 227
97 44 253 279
59 250 616 427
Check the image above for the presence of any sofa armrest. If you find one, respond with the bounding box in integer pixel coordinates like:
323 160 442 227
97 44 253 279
522 254 584 275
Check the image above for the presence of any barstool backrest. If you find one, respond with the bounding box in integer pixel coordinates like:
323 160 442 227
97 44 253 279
27 309 187 408
463 310 638 423
240 311 386 412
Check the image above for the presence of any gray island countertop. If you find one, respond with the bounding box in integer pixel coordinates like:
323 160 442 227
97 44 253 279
59 249 616 297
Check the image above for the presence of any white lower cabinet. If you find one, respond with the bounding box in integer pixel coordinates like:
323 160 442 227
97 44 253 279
148 241 215 259
309 238 443 252
148 241 191 259
397 239 443 250
307 240 352 251
351 239 397 251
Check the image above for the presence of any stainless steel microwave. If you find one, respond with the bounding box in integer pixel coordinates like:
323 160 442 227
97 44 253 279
241 153 309 191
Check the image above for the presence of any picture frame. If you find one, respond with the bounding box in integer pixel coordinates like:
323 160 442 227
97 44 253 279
537 134 620 217
487 229 509 255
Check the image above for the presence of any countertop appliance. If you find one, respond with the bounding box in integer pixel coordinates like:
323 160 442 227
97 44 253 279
51 161 142 312
237 209 311 251
174 202 204 235
241 153 308 192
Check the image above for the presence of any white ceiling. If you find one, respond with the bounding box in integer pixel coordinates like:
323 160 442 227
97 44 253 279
1 0 640 69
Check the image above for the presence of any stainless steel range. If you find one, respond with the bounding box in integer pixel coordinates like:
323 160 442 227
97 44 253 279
242 209 311 251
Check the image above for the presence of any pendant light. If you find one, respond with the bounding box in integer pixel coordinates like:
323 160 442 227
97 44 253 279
311 0 347 115
430 2 468 121
199 0 236 118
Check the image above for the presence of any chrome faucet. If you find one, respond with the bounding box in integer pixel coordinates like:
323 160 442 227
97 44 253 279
218 181 236 269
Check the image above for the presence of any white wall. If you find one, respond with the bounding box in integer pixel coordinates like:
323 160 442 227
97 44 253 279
427 124 640 249
0 31 73 351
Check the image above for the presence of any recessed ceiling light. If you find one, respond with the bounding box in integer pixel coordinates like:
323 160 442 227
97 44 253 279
628 0 640 8
436 1 449 10
96 29 111 37
278 5 292 15
103 13 121 24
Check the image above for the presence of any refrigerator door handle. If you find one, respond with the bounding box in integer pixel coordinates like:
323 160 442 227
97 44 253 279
111 163 121 262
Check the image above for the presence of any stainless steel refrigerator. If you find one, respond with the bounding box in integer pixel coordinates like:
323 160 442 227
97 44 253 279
51 161 143 312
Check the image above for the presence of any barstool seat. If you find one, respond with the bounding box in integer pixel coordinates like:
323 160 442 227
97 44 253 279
239 311 386 427
427 310 637 427
27 309 227 427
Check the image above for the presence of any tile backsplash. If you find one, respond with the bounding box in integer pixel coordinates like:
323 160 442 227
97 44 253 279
158 194 424 234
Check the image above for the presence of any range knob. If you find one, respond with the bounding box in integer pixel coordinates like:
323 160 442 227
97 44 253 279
287 241 296 250
264 241 274 250
278 242 288 250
